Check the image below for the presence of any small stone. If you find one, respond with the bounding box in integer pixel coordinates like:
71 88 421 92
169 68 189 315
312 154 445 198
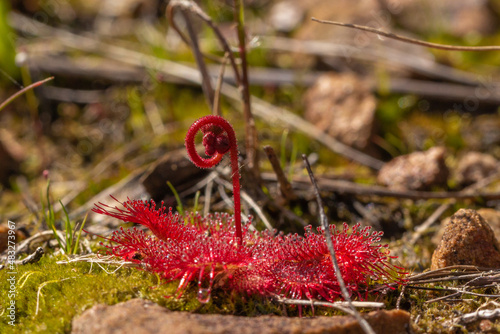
304 72 376 150
431 209 500 270
455 152 498 186
377 147 449 191
72 299 411 334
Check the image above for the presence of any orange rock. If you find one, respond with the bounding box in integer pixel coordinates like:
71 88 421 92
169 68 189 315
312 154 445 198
431 209 500 270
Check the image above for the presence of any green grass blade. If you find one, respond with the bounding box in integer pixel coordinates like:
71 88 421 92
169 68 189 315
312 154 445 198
193 190 200 213
72 213 88 255
167 181 184 216
59 200 72 254
45 181 64 251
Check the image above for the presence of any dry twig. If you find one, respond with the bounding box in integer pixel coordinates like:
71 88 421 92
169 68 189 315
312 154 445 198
273 295 384 316
403 266 500 305
179 9 216 111
302 155 375 334
263 146 297 202
311 18 500 51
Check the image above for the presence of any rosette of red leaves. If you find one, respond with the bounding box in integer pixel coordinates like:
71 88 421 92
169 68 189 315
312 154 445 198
93 198 405 303
92 115 406 303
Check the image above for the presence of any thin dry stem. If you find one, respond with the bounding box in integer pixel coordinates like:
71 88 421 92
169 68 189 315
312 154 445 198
263 145 297 202
274 296 384 316
403 266 500 304
311 18 500 51
409 171 500 244
166 0 242 84
0 76 54 112
180 9 216 112
302 154 375 334
213 53 229 116
35 277 77 316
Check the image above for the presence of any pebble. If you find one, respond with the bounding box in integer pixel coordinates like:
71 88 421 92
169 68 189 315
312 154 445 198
377 147 449 191
431 209 500 270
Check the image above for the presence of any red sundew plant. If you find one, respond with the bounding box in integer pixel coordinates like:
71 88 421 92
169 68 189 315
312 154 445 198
92 115 406 304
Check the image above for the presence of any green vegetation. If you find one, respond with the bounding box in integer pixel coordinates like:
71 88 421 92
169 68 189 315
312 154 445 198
42 181 87 255
0 1 17 81
0 255 200 334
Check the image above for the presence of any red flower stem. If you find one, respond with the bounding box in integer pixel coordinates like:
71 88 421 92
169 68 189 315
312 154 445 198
185 115 242 245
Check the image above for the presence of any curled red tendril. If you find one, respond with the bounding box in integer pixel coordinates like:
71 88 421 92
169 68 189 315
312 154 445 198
185 115 242 245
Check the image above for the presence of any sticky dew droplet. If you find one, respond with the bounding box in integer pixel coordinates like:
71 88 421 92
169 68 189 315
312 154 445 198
197 287 211 303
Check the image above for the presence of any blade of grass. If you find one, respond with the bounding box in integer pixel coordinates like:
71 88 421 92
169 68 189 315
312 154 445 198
59 200 73 254
193 190 201 213
72 213 88 255
167 181 184 216
44 181 64 251
0 76 53 112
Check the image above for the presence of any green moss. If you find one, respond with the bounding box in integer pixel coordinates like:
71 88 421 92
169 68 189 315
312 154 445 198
0 255 200 334
408 280 500 333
